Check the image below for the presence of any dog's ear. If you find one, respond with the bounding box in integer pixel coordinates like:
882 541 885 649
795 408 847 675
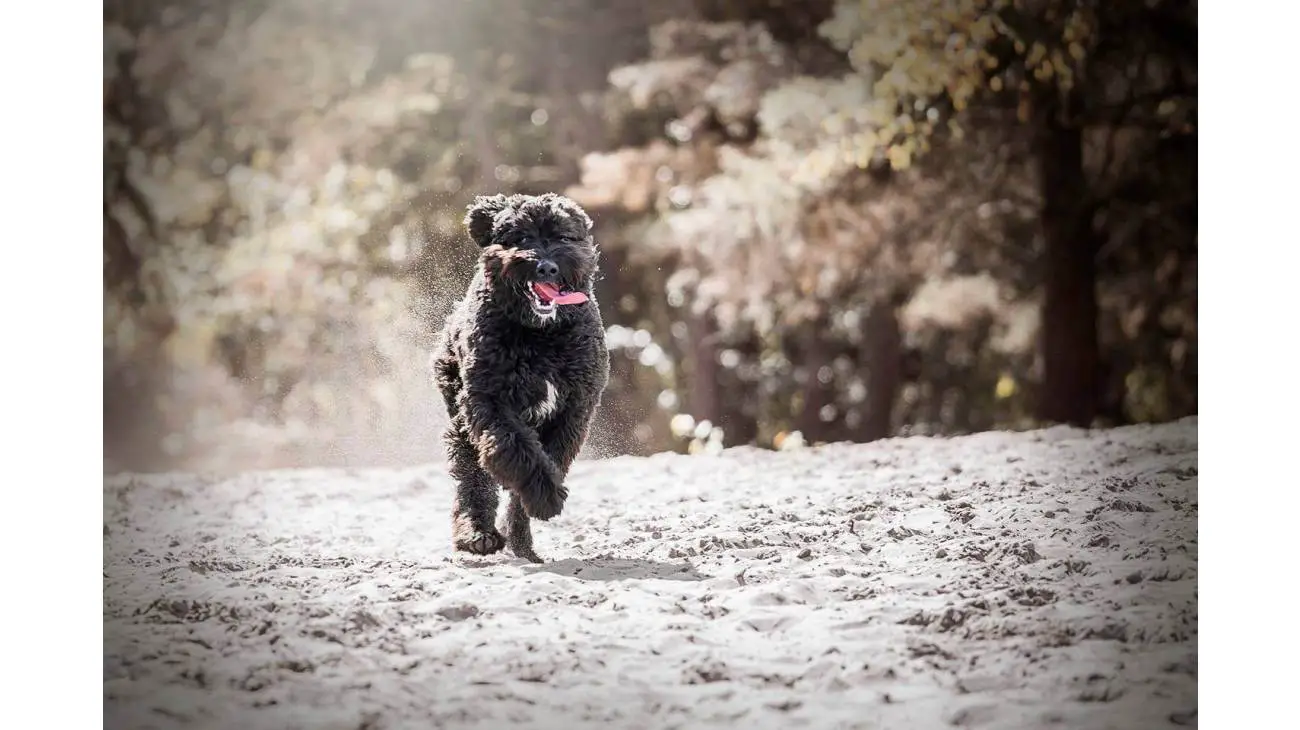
464 194 510 248
551 195 594 235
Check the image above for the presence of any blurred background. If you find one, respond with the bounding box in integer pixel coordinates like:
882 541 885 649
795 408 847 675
103 0 1196 474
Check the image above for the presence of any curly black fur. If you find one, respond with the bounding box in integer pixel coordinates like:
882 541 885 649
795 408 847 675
432 193 610 563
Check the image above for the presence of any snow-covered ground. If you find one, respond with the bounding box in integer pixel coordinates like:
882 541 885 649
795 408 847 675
104 418 1197 730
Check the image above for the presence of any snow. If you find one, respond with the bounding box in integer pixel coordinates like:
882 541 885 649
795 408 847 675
104 418 1197 730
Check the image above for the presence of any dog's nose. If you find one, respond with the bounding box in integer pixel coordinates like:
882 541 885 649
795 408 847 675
535 259 560 280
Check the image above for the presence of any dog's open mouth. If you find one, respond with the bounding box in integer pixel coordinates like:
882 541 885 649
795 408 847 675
529 282 588 315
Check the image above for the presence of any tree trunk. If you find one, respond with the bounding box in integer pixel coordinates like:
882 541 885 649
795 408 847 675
1035 94 1101 427
860 302 901 441
718 337 760 446
795 338 836 443
686 310 721 428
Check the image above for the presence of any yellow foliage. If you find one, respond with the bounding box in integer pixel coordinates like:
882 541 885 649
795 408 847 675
251 148 274 170
995 373 1017 400
818 0 1091 171
887 143 912 171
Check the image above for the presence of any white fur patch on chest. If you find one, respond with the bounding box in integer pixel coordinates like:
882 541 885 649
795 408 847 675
524 380 559 424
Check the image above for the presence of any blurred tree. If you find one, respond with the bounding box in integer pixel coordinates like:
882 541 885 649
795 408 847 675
570 10 1044 448
103 0 1195 471
102 0 677 469
819 0 1196 426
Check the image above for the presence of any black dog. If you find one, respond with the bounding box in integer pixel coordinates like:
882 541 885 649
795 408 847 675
432 193 610 563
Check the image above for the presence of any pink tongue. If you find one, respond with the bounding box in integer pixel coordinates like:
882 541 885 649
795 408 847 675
535 282 588 305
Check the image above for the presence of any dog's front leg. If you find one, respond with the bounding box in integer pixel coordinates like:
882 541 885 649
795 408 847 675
500 492 543 563
495 399 597 563
538 397 597 480
443 415 505 555
463 385 568 521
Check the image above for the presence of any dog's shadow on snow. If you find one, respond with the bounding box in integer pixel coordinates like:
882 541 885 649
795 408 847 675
524 557 708 582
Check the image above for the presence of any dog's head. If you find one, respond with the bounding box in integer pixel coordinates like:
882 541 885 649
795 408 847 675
464 193 599 327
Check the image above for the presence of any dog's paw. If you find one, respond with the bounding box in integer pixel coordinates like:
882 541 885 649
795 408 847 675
520 478 568 521
452 525 506 555
510 543 546 564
